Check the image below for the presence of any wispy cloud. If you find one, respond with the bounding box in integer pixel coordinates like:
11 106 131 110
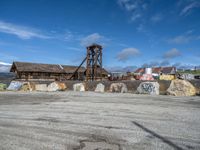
163 48 181 59
0 20 51 40
150 13 163 23
117 0 147 21
0 61 11 65
167 31 199 44
180 1 200 16
66 46 82 52
80 33 105 46
167 35 193 44
116 48 140 62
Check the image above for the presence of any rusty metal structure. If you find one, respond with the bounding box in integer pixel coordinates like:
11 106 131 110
70 44 103 81
86 44 102 81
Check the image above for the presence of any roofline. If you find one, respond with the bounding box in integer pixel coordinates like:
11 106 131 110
11 61 85 68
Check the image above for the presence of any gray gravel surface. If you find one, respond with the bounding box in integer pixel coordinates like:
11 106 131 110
0 91 199 150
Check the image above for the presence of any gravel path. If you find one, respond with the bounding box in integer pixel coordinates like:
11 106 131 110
0 91 199 150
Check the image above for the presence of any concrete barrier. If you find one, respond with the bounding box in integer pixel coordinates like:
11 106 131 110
3 79 200 95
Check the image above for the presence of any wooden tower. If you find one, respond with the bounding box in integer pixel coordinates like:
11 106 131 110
86 44 102 81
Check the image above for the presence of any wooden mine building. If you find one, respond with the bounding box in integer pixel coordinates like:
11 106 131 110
10 61 108 81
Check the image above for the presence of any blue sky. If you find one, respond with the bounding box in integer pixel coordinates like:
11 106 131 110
0 0 200 72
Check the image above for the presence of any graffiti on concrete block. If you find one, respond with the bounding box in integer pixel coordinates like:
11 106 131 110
141 83 155 93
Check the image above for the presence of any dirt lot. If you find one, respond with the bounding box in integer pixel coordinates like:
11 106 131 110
0 91 199 150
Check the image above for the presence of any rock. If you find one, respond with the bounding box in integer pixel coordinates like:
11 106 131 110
167 79 196 96
0 83 7 91
21 82 34 91
95 83 105 92
73 83 85 92
137 82 159 95
47 82 67 92
7 81 23 91
109 83 128 93
35 84 48 92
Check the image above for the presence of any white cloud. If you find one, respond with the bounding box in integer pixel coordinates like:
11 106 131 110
131 14 141 21
80 33 104 46
0 61 11 65
116 48 140 61
168 35 192 44
118 0 147 22
0 21 51 40
167 31 200 44
180 1 200 16
163 48 181 59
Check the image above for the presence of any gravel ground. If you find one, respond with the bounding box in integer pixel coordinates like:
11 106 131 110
0 91 199 150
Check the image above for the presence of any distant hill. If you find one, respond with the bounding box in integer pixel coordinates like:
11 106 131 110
0 63 11 72
0 72 15 85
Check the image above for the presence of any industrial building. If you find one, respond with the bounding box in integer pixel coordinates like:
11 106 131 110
134 67 176 76
10 61 108 81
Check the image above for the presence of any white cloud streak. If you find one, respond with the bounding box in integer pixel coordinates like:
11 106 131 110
167 30 200 44
116 48 140 62
0 21 51 40
80 33 104 46
118 0 147 22
168 35 193 44
180 1 200 16
0 61 11 65
163 48 181 59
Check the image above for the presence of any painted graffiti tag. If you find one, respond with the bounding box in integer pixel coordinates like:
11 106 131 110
141 83 155 93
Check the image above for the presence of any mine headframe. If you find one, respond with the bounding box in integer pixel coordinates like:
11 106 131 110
86 44 102 81
69 44 103 81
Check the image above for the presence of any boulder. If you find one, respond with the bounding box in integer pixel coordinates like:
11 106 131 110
73 83 85 92
167 79 196 96
21 82 34 91
0 83 7 91
95 83 105 92
47 82 67 92
7 81 23 91
109 83 128 93
35 84 48 92
137 82 159 95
